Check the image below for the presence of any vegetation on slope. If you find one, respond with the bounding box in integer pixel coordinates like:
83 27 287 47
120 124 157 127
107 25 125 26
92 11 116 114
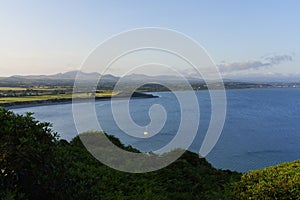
0 107 240 199
1 107 299 199
234 160 300 199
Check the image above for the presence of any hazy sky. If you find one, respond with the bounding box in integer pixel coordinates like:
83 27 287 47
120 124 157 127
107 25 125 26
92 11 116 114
0 0 299 77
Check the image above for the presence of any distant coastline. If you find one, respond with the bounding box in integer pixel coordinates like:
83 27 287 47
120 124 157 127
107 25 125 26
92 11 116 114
2 92 158 109
3 87 300 109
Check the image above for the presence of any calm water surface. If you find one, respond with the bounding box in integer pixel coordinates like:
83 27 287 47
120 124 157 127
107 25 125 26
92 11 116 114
12 88 300 172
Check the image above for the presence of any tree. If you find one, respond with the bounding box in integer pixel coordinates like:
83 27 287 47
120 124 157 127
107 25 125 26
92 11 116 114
0 107 59 199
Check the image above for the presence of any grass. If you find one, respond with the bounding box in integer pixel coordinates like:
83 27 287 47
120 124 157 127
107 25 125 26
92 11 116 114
31 87 71 91
0 92 117 104
0 87 27 91
0 86 72 91
0 86 71 91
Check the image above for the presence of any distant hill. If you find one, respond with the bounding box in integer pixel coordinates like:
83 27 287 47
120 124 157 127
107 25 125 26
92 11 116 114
0 70 299 89
1 70 300 83
0 71 119 87
0 71 200 86
225 73 300 83
9 70 102 80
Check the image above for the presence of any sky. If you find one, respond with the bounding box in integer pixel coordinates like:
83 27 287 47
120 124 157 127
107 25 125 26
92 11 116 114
0 0 299 79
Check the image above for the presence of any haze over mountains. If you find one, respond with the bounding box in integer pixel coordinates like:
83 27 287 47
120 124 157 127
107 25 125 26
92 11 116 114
1 70 299 83
0 70 202 83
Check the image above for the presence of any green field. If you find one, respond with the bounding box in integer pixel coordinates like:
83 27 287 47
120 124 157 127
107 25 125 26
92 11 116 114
0 91 117 104
0 86 71 91
0 87 27 91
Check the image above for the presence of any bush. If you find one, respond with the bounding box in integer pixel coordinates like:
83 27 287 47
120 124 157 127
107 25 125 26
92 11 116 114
234 160 300 199
0 107 241 199
0 107 60 199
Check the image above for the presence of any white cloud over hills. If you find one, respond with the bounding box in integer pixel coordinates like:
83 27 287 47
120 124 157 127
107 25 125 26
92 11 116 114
218 54 293 73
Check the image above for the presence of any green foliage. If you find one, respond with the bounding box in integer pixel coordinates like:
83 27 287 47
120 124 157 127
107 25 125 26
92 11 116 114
234 160 300 199
0 107 60 199
57 133 241 199
0 107 242 199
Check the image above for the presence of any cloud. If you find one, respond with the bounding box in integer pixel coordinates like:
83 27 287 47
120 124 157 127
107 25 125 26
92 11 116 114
264 54 293 65
218 54 293 73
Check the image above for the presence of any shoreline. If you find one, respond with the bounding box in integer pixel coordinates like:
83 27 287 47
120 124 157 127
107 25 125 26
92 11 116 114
3 87 299 110
2 92 158 110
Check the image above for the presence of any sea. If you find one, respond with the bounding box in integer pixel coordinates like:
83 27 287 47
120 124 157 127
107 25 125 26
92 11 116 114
12 88 300 172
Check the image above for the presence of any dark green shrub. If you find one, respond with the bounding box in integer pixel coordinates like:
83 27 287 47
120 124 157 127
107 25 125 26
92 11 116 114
234 160 300 199
0 107 241 199
0 107 59 199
